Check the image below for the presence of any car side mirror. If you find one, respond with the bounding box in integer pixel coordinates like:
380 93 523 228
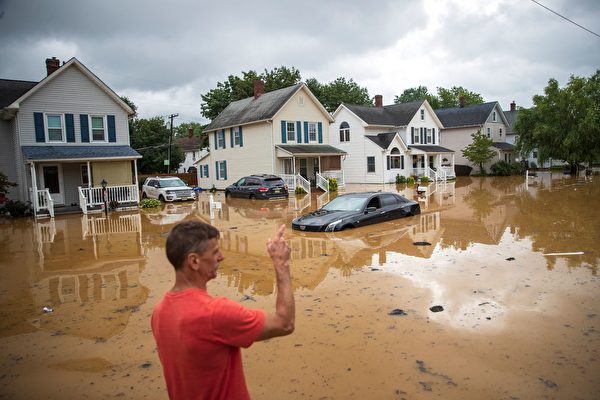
366 207 377 213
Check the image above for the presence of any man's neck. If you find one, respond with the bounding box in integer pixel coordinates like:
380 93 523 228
171 270 207 292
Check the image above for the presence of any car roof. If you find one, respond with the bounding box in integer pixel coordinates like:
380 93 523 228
249 174 281 179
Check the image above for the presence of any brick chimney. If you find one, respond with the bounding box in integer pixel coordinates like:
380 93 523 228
188 127 194 138
459 95 466 108
254 80 265 99
46 57 60 76
374 94 383 108
510 101 516 112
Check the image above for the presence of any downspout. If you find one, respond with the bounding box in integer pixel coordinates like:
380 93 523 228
30 162 37 218
87 161 91 187
268 120 275 174
133 159 139 203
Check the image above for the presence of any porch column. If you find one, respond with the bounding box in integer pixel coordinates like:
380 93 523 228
133 159 139 202
30 162 38 217
86 161 91 188
292 156 296 175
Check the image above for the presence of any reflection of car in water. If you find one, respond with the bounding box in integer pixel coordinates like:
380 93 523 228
143 203 196 226
225 197 287 220
292 192 420 232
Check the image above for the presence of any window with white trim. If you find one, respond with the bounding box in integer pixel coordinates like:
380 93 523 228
390 148 402 169
487 127 491 138
46 114 64 142
413 128 419 143
233 126 241 147
286 122 295 142
492 111 497 122
90 115 107 142
420 109 425 120
427 128 432 143
80 165 89 186
217 130 225 149
339 121 350 142
217 161 227 180
367 156 375 173
308 122 317 142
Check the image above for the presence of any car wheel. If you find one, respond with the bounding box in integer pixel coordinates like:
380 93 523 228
142 192 147 199
249 194 256 200
158 195 165 202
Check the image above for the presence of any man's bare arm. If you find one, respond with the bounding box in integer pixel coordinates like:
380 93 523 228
256 224 295 341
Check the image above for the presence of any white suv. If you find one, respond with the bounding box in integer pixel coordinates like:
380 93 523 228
142 176 196 202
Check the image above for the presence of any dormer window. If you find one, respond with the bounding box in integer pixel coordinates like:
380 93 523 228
420 109 425 120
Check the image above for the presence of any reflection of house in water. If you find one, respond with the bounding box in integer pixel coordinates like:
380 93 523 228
24 213 148 340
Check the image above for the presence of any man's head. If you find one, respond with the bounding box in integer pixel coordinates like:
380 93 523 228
166 220 221 271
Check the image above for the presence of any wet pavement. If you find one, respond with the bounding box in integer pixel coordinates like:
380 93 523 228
0 172 599 399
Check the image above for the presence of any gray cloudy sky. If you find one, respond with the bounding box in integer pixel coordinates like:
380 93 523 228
1 0 599 124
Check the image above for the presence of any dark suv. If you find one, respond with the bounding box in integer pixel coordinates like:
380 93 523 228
225 174 288 200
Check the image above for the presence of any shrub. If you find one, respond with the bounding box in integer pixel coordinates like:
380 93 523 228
395 174 406 184
407 176 415 185
209 185 217 193
141 198 161 208
295 186 307 195
327 178 338 192
0 172 17 194
1 200 32 217
490 161 512 176
420 176 430 184
510 162 527 175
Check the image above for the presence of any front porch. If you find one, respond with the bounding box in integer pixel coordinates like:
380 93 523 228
408 145 456 181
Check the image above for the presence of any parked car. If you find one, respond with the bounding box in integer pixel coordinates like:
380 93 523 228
292 192 420 232
142 176 196 202
225 174 288 200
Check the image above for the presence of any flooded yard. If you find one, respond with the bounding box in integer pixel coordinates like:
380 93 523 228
0 172 599 399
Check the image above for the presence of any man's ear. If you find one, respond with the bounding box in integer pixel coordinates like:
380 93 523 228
186 252 201 271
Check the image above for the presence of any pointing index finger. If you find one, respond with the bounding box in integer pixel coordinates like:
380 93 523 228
275 224 286 241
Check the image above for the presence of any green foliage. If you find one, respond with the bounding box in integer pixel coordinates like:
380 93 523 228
295 186 306 195
0 172 17 194
306 77 371 112
490 161 512 176
327 178 338 192
130 117 185 174
210 185 217 193
395 174 406 184
201 67 301 120
420 176 430 184
141 198 161 208
462 129 496 175
407 176 415 185
119 95 138 116
515 70 600 173
394 85 484 109
1 200 32 217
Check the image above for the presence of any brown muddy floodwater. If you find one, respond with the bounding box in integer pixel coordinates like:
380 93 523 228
1 173 599 399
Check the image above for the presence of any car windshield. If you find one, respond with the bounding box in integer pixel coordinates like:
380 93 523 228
321 196 367 212
159 179 186 188
264 178 284 187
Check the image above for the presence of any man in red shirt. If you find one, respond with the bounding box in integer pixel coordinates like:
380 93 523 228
151 221 294 400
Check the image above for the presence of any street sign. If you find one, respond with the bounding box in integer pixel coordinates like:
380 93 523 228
163 160 170 166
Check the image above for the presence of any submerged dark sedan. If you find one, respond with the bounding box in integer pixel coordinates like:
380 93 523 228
291 192 420 232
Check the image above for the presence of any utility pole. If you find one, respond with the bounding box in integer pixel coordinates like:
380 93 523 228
167 113 178 173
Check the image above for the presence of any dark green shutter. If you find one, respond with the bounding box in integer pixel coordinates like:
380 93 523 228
432 128 436 144
281 121 287 143
223 160 227 180
410 127 414 144
420 128 424 144
34 112 45 142
214 132 217 149
303 121 309 143
107 115 116 142
215 161 219 179
80 114 89 142
318 122 323 143
296 121 302 143
65 114 75 142
239 126 243 147
230 128 234 147
205 165 209 178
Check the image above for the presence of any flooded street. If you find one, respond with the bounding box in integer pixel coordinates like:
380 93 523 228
1 172 599 399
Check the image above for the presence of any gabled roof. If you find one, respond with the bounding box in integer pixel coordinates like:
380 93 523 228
343 101 423 126
22 145 141 162
0 79 38 108
175 135 205 152
408 145 454 153
1 58 134 118
205 83 333 132
276 144 346 156
435 102 507 128
365 132 397 149
503 109 519 134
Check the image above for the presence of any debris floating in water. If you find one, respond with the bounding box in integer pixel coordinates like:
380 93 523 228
413 241 432 246
388 309 408 316
506 257 515 261
42 306 53 313
543 251 584 256
429 305 444 313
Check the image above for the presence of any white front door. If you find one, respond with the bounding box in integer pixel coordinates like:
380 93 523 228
40 164 65 205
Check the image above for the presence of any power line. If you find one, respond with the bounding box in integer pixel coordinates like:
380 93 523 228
530 0 600 39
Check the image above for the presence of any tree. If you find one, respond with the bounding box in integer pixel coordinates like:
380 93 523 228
394 85 484 109
175 122 209 149
119 96 138 116
130 117 185 174
200 67 302 120
462 129 496 175
307 77 371 112
515 70 600 174
0 172 17 194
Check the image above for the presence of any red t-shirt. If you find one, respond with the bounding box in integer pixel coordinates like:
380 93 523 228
151 288 265 400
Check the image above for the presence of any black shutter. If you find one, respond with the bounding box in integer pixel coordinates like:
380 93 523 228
65 114 75 142
107 115 116 142
80 114 89 142
34 112 45 142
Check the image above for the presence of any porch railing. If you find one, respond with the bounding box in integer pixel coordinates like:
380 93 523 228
296 174 311 196
315 172 329 192
36 189 54 218
280 174 295 190
78 187 88 215
320 170 345 188
441 166 455 178
79 185 139 210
